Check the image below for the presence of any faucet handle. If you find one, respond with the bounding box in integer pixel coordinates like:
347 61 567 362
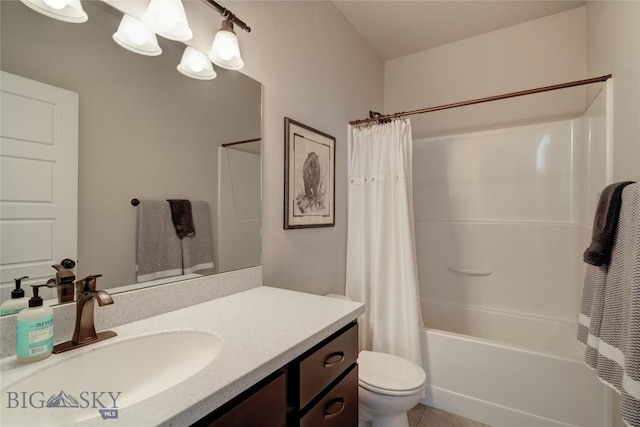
52 264 76 284
60 258 76 270
77 274 103 292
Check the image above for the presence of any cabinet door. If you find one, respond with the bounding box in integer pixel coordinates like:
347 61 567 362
300 366 358 427
298 323 358 409
205 371 286 427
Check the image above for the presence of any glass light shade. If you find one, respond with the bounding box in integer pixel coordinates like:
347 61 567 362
142 0 192 42
208 22 244 71
177 47 217 80
20 0 87 23
113 14 162 56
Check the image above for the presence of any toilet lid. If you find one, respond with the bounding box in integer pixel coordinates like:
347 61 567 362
358 351 426 396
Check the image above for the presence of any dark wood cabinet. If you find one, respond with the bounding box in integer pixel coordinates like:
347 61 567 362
299 366 358 427
194 370 288 427
291 322 358 427
297 322 359 410
194 322 358 427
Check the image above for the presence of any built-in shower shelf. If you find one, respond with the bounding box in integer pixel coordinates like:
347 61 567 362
447 267 492 276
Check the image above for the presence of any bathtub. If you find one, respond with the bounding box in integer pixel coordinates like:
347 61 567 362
420 299 612 427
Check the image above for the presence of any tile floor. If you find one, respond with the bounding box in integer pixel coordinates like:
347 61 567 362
408 404 489 427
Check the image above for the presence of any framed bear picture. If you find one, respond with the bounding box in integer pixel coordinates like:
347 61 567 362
284 118 335 229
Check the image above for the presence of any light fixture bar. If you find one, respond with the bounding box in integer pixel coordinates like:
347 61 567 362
202 0 251 33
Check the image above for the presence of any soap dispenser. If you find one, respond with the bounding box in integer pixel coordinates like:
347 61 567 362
1 276 29 315
16 283 55 363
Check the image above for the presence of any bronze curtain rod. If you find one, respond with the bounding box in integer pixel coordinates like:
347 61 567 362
221 137 261 148
349 74 612 126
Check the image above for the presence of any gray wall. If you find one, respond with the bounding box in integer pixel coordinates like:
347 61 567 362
228 1 385 296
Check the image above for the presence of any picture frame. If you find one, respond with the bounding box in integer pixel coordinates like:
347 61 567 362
284 117 335 229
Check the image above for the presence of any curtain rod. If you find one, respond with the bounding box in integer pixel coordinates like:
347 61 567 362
221 137 261 148
349 74 612 126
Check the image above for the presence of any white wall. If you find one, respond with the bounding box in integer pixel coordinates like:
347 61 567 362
385 7 587 139
586 1 640 183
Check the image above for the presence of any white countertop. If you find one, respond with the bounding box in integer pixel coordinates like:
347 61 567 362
0 286 364 426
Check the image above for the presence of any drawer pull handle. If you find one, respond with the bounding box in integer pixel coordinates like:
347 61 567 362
323 351 345 367
323 397 345 419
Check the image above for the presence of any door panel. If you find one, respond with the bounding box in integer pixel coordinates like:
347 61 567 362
0 71 78 302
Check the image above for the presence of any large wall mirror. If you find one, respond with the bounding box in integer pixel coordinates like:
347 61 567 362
0 0 262 310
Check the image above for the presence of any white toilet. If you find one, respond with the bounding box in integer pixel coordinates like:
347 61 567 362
324 294 427 427
357 350 427 427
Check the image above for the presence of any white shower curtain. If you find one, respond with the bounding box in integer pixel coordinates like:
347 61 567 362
346 119 424 366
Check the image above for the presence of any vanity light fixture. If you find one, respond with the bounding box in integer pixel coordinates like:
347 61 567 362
177 47 217 80
142 0 193 42
208 17 244 71
203 0 251 71
113 14 162 57
20 0 87 23
20 0 252 79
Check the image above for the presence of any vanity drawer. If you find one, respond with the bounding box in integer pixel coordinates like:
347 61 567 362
298 322 358 409
300 365 358 427
201 370 287 427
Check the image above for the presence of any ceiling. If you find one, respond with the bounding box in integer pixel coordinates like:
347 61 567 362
333 0 586 61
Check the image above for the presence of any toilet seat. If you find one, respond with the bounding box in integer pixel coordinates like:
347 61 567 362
358 351 427 396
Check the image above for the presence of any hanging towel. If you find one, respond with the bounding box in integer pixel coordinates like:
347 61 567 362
577 183 640 427
583 181 635 266
136 200 183 282
182 201 215 275
167 199 195 238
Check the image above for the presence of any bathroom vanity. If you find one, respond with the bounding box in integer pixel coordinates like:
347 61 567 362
197 321 359 426
0 286 364 426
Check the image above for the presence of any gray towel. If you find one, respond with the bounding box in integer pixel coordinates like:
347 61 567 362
167 199 195 238
181 201 215 275
577 183 640 427
136 200 183 282
583 181 635 266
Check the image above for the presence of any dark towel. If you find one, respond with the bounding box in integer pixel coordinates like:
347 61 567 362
167 199 195 238
583 181 635 266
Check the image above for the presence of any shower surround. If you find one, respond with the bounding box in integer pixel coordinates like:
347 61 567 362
413 86 612 426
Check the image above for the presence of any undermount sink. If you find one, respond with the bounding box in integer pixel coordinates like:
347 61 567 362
1 330 222 426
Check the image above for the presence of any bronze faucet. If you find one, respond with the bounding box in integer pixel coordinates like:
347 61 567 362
51 263 76 303
53 275 117 354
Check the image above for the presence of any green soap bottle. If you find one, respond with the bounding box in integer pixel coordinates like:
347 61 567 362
16 284 54 363
1 276 29 315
